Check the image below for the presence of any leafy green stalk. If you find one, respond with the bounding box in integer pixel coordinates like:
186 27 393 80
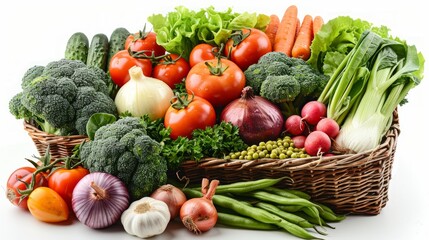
335 37 424 153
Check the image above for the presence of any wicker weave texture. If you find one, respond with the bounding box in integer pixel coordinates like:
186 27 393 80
23 121 88 159
177 112 400 215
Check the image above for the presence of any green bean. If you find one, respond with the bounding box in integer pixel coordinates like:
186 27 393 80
215 177 289 194
303 206 323 227
277 205 305 212
295 211 335 229
182 188 323 240
265 187 312 200
242 190 322 210
316 203 346 222
255 202 315 229
217 212 279 230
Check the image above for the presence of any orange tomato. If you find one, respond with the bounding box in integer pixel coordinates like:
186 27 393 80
27 187 69 223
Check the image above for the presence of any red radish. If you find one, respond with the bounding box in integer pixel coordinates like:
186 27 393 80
285 115 306 135
301 101 327 125
304 131 331 156
315 118 340 138
292 135 306 148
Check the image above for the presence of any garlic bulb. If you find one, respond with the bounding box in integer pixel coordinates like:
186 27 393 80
121 197 171 238
114 66 174 120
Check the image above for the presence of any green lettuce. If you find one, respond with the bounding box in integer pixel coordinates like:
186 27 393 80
307 16 390 76
147 6 270 60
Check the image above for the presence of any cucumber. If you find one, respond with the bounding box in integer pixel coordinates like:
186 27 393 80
87 33 109 71
107 27 130 64
64 32 89 63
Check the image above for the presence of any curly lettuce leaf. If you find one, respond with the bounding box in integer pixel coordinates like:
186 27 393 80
307 16 390 76
148 6 269 60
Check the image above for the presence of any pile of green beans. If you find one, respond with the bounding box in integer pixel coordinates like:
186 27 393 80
182 178 345 240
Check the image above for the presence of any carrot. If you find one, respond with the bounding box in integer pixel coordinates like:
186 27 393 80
295 18 301 40
264 14 280 50
274 5 298 56
313 15 324 36
291 15 313 60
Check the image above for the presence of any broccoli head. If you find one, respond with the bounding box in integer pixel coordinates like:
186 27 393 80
260 75 301 103
10 59 117 136
81 117 168 200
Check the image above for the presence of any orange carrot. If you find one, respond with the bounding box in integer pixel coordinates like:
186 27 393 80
313 15 324 36
291 15 313 60
274 5 298 56
295 18 301 40
264 14 280 50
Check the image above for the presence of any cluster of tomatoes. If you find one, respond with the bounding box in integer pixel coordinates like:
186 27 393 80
6 155 89 222
109 27 273 140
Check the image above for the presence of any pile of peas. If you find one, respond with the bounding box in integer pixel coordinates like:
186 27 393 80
226 136 309 160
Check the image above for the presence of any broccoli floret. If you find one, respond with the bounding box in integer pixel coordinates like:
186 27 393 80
11 59 117 136
9 92 33 120
244 63 268 94
260 75 301 103
21 65 45 89
266 61 291 76
257 51 290 65
81 117 168 200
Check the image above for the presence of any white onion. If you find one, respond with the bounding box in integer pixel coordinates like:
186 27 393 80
72 172 130 229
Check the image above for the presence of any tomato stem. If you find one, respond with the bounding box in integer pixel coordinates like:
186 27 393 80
170 92 194 110
205 56 229 76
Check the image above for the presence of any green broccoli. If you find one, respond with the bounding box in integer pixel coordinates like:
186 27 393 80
244 63 268 94
80 117 168 200
9 59 117 136
21 65 44 89
256 53 329 116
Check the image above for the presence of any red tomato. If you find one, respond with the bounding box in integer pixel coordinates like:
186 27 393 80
189 43 218 67
185 58 246 108
152 54 191 89
164 94 216 139
27 187 69 223
125 30 165 57
109 50 153 87
6 167 47 210
48 166 89 210
224 28 272 71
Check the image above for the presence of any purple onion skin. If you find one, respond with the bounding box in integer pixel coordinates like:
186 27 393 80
72 172 130 229
221 86 284 145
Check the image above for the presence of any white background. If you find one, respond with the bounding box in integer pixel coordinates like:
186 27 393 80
0 0 428 239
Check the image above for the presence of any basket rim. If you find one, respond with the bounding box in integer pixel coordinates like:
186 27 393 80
23 120 88 140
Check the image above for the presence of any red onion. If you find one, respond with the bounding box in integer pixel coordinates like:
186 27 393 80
150 184 187 220
220 86 284 144
72 172 130 229
180 178 219 234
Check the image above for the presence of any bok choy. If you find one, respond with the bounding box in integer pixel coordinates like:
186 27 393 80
318 30 424 153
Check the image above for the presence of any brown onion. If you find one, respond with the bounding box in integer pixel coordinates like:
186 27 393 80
220 86 284 144
150 184 187 220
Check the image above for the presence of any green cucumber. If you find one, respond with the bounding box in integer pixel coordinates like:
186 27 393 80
107 27 130 64
64 32 89 63
87 33 109 71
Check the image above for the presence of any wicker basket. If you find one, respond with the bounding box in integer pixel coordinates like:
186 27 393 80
23 121 88 159
176 111 400 215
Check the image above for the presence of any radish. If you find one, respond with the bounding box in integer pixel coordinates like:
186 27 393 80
284 115 306 136
315 118 340 138
301 101 327 125
304 131 331 156
292 135 306 148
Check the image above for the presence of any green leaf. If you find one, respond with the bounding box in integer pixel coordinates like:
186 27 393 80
86 113 116 140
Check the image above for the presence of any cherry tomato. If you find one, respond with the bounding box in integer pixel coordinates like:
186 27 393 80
224 28 272 71
48 166 89 210
125 30 165 57
109 50 153 87
6 167 47 210
189 43 218 67
185 58 246 108
27 187 69 223
164 94 216 139
152 54 190 89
